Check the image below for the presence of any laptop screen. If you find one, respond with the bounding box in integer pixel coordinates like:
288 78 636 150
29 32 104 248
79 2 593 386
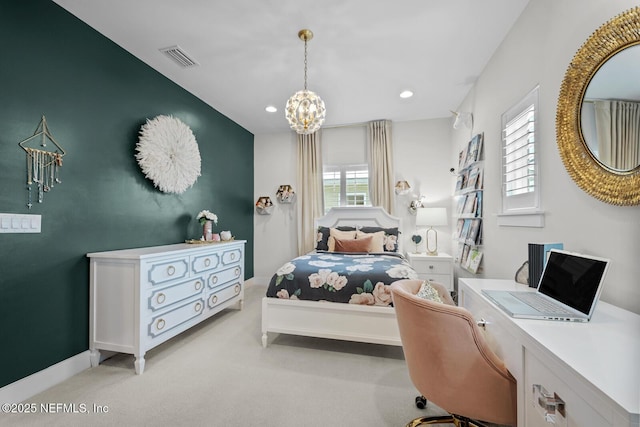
538 250 609 315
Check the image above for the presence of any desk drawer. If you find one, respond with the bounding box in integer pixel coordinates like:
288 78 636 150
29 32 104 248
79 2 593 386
460 287 520 374
524 349 610 427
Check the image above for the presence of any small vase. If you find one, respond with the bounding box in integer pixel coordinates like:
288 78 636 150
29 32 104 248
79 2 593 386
203 220 213 241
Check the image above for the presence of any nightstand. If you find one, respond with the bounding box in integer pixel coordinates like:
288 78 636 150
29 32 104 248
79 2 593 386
406 252 454 292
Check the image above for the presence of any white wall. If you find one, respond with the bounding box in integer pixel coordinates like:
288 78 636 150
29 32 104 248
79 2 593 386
452 0 640 313
253 118 453 282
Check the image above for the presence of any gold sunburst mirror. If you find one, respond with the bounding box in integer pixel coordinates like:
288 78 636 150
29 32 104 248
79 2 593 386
556 6 640 206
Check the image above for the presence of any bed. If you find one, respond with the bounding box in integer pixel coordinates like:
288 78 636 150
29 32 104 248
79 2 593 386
261 206 417 347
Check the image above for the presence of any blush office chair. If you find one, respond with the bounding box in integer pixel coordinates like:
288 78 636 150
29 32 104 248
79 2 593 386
390 279 517 427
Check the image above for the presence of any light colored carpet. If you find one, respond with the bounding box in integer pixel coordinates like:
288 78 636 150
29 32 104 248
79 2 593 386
5 282 453 427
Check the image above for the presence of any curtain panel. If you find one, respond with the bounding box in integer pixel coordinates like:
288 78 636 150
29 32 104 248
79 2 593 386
367 120 395 214
594 100 640 170
296 132 324 256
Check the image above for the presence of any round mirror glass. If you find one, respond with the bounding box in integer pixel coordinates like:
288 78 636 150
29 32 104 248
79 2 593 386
581 44 640 173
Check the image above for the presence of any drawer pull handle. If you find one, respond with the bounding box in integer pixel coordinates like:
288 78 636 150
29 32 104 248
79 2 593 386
230 253 236 260
235 267 241 277
234 284 241 294
194 302 202 312
211 295 218 305
476 318 487 329
204 258 211 267
428 265 434 270
211 275 218 285
194 280 202 291
156 318 166 330
532 384 566 424
156 293 166 304
167 265 176 276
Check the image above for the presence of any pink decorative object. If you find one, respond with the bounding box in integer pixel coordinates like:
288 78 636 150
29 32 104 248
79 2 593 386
212 233 221 242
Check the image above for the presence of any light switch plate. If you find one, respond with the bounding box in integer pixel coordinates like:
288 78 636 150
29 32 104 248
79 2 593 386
0 213 41 233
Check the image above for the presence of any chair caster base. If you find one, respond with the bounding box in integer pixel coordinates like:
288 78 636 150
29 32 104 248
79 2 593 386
415 395 427 409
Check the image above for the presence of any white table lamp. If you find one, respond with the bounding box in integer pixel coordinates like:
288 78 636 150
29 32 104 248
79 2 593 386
416 207 448 255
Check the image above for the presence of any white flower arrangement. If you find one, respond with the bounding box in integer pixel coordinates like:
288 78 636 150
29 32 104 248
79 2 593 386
196 210 218 225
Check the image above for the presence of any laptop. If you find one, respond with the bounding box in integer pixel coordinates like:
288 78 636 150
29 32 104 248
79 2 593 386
482 249 610 322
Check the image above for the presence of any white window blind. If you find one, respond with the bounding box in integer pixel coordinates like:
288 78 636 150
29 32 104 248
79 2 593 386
323 164 370 213
503 104 535 197
501 86 540 215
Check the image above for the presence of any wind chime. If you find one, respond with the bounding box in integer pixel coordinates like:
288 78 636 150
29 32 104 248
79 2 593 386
18 116 66 209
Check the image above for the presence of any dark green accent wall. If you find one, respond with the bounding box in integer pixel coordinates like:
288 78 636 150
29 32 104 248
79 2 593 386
0 0 254 388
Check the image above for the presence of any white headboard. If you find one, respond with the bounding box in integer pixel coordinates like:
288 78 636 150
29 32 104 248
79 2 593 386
315 207 403 253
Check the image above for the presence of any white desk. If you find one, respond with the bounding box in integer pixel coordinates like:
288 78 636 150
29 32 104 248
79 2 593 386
458 278 639 427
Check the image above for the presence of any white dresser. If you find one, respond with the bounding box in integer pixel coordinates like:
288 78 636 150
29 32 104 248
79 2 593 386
87 241 245 374
458 278 639 427
405 252 453 291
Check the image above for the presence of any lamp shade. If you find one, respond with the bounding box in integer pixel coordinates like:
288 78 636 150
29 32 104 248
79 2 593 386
416 207 448 227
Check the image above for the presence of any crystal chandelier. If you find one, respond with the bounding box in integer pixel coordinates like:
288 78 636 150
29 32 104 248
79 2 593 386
285 29 326 134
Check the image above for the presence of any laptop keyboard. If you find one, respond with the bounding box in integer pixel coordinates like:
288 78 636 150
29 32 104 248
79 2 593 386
514 293 574 315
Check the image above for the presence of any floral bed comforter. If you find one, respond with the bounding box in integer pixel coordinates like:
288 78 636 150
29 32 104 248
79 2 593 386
265 251 418 306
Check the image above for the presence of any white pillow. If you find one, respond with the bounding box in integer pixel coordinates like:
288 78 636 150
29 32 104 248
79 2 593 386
415 280 443 303
355 230 385 253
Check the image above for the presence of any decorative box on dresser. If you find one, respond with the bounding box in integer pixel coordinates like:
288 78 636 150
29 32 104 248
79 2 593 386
405 252 453 292
458 278 639 427
87 241 246 374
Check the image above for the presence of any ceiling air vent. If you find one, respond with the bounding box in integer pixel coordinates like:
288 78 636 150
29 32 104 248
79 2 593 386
160 45 199 68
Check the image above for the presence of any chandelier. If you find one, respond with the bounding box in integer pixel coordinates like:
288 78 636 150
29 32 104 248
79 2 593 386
285 29 326 134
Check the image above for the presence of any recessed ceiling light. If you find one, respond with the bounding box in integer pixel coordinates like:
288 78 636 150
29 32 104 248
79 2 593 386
265 105 277 113
400 90 414 99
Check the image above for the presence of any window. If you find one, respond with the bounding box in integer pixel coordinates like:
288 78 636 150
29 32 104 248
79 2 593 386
499 85 544 227
323 164 370 213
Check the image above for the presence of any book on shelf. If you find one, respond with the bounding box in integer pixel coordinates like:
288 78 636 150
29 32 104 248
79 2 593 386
465 248 483 273
464 133 484 167
458 146 468 170
460 244 471 266
462 192 477 214
474 191 483 217
459 219 471 241
467 167 480 190
465 218 482 245
455 219 465 239
456 195 467 215
528 242 564 288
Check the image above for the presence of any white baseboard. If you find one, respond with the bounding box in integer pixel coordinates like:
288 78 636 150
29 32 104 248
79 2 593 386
0 350 91 403
0 278 262 403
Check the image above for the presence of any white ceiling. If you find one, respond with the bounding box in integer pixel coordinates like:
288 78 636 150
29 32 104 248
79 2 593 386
53 0 530 135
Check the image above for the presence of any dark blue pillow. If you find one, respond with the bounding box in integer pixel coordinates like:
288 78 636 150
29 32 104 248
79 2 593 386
359 226 400 252
315 226 356 251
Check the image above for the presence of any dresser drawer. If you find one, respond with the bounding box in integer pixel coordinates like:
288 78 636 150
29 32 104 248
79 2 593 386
191 253 220 273
524 349 610 427
147 277 205 311
207 282 242 309
410 258 450 274
147 258 189 286
221 247 242 265
417 273 451 287
207 265 242 289
148 298 205 338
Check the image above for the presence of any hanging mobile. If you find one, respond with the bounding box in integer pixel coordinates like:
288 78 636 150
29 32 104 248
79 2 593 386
18 116 66 208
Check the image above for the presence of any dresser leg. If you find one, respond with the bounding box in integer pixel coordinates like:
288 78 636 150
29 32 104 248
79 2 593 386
134 356 145 374
89 349 101 367
261 332 268 348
